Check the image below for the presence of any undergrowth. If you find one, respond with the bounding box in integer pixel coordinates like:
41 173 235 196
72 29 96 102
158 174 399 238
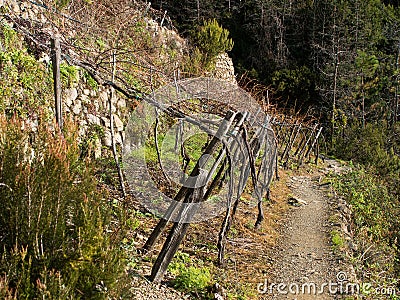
168 251 213 299
0 115 126 299
331 119 400 298
0 23 53 117
331 166 400 299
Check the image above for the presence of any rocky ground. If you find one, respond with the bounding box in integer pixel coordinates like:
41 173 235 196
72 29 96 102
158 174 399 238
261 159 353 300
129 275 191 300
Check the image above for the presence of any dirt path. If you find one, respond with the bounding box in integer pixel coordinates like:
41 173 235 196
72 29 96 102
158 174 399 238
260 161 346 299
128 160 350 300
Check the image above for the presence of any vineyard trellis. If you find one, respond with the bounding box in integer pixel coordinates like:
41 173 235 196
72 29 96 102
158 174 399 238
271 115 326 168
122 77 278 281
2 0 327 283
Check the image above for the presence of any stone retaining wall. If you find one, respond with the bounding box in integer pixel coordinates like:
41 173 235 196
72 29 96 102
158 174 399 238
61 74 129 158
2 0 237 159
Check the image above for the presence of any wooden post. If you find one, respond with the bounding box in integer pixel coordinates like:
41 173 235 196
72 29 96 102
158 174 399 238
109 51 127 198
305 126 323 162
298 124 318 167
143 111 237 252
315 141 320 165
160 10 167 27
281 123 298 165
283 124 301 168
275 148 280 180
149 111 236 283
51 35 62 129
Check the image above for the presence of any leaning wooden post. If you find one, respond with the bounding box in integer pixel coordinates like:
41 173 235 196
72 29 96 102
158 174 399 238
283 124 302 168
149 111 236 283
109 51 127 198
305 126 323 162
142 111 237 252
51 35 62 129
298 124 318 166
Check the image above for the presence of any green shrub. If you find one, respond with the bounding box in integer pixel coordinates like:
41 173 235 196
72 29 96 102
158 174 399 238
332 119 400 292
331 166 400 294
331 230 345 250
168 252 212 296
60 63 79 88
332 167 397 243
83 70 99 90
0 115 125 299
173 266 211 291
0 23 53 117
192 19 234 69
271 65 316 107
333 122 400 176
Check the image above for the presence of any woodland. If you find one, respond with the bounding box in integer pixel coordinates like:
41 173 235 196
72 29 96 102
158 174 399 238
159 0 400 264
158 0 400 279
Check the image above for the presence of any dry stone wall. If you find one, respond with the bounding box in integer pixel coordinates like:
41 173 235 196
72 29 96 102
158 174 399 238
2 0 237 159
209 53 236 84
2 0 47 23
61 73 129 159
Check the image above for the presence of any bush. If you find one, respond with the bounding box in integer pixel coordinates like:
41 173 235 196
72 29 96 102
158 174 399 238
0 115 125 299
173 266 211 292
0 23 53 117
334 122 400 186
331 230 345 250
168 252 212 297
331 166 400 292
271 65 316 108
332 167 397 243
192 19 234 69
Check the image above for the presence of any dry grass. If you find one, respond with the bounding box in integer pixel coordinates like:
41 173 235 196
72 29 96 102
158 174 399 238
178 167 293 299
